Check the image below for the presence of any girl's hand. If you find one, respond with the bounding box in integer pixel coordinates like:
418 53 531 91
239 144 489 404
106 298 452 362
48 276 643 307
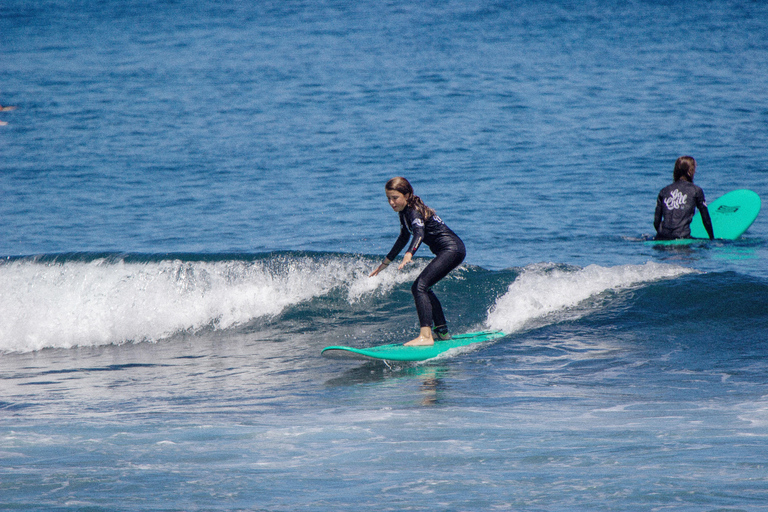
398 252 413 270
369 261 390 277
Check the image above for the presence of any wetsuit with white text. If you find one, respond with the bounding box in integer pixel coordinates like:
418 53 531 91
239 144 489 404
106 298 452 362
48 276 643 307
654 180 714 240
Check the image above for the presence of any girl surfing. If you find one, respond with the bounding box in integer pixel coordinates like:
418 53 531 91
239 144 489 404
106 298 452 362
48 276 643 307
370 177 466 346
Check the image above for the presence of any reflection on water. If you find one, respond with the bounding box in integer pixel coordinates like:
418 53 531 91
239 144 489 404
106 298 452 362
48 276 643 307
650 238 764 264
325 362 448 407
418 366 443 407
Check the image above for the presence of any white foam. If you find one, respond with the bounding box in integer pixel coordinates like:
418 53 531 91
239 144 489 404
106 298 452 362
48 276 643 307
0 255 405 353
486 261 696 333
0 257 694 353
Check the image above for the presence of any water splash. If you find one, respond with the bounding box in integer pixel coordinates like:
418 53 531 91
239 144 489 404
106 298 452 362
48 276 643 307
486 261 696 333
0 253 414 353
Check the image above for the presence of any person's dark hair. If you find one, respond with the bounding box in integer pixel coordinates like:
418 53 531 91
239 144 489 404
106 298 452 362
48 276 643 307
673 156 696 182
385 177 435 220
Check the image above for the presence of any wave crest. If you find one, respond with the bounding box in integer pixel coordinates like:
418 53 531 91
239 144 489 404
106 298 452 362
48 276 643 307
485 261 696 333
0 253 418 353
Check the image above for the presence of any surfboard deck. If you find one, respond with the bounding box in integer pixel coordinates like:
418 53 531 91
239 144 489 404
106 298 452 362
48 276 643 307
648 189 760 245
321 330 506 362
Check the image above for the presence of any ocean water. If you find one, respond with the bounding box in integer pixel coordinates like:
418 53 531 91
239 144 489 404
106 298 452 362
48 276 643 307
2 0 768 510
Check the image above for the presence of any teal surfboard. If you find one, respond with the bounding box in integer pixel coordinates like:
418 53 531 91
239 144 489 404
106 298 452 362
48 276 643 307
321 330 506 362
649 189 761 245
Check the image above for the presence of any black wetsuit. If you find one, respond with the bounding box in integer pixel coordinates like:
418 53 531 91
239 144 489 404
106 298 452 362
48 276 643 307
654 180 714 240
386 206 465 330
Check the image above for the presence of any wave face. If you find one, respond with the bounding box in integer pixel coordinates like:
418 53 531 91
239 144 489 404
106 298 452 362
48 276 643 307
486 261 696 333
0 253 407 352
0 252 717 353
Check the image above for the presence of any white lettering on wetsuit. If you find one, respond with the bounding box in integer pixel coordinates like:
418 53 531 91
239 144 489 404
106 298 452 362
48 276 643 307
664 189 688 210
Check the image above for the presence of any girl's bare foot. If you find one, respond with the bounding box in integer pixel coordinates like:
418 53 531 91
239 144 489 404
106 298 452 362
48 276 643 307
404 327 434 346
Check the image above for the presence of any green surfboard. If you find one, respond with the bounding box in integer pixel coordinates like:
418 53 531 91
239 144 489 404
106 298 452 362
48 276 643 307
321 330 506 362
649 189 761 245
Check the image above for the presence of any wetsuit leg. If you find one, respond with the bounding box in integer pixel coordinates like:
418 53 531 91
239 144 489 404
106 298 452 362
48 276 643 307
411 249 465 328
427 289 447 330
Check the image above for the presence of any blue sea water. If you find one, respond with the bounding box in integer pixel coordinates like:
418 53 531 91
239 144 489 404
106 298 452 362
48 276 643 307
2 0 768 510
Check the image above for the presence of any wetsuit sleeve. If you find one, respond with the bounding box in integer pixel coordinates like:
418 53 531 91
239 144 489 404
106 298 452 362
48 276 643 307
695 188 714 239
385 209 425 260
405 209 425 255
700 205 714 239
654 193 663 233
385 220 411 262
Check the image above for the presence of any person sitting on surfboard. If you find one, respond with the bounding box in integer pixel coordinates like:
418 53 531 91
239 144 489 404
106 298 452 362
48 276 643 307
369 177 466 347
654 156 715 240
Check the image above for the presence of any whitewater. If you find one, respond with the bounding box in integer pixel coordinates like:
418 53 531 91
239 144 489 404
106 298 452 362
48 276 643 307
2 254 694 354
